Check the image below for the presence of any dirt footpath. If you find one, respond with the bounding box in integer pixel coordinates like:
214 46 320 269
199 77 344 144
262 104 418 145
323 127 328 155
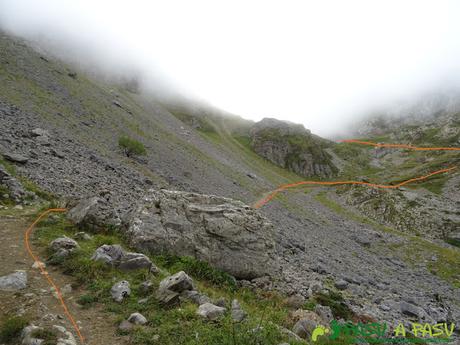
0 209 127 345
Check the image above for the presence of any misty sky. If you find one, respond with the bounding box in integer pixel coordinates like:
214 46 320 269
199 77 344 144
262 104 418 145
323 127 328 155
1 0 460 136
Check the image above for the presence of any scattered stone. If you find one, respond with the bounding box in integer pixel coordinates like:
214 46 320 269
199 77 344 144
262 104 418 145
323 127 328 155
292 318 317 339
400 301 424 318
290 310 323 324
73 232 92 241
159 271 194 293
2 152 28 164
118 252 153 271
231 299 247 322
0 270 27 291
53 325 77 345
214 297 227 308
92 244 156 272
91 244 124 265
284 294 305 309
30 128 50 137
49 237 79 252
334 279 348 290
138 281 154 296
128 312 147 325
157 271 194 306
181 290 211 305
312 263 327 274
118 320 133 332
111 280 131 302
21 325 44 345
32 261 46 270
196 303 226 321
315 305 333 323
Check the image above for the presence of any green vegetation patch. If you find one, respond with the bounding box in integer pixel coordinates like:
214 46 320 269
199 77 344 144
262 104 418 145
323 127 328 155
313 291 355 321
118 135 147 157
0 316 29 344
31 212 305 345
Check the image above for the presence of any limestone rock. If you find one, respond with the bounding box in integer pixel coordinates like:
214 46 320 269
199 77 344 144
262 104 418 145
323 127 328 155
231 299 247 322
181 290 211 305
123 189 278 279
400 301 424 318
67 196 121 230
2 152 28 164
128 312 147 325
91 244 155 271
292 318 318 339
197 303 226 321
157 271 194 306
49 237 79 258
111 280 131 302
0 270 27 291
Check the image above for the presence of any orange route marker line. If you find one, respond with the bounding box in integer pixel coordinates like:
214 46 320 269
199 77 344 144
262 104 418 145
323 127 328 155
24 208 86 345
253 167 456 208
253 139 460 208
341 139 460 151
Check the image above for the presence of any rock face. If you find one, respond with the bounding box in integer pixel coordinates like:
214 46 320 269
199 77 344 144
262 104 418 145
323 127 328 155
249 118 336 178
123 189 278 279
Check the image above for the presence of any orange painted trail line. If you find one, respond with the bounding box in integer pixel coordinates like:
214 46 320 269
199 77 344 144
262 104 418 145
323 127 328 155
253 167 456 209
341 139 460 151
24 208 86 345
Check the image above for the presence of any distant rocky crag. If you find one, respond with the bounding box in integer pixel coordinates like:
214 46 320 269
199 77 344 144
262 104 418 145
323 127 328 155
250 118 337 178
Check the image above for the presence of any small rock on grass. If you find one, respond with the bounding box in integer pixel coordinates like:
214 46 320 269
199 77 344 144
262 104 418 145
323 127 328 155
128 312 147 325
111 280 131 302
197 303 226 321
231 299 247 322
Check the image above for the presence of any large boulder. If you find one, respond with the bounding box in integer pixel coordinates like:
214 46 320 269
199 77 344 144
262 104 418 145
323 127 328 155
123 189 278 279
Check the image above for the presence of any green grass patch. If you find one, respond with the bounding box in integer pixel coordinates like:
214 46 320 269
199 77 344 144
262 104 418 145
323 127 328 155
30 328 58 345
31 213 304 345
154 255 236 290
313 291 355 320
0 316 29 344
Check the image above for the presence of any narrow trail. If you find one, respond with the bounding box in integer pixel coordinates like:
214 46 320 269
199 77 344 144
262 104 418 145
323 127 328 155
253 140 460 208
0 209 127 345
24 208 85 345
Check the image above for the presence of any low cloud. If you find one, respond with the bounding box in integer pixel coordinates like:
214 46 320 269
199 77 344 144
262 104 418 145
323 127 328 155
1 0 460 137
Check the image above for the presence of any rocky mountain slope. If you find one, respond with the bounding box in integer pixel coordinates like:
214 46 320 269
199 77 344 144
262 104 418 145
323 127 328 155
1 31 459 344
